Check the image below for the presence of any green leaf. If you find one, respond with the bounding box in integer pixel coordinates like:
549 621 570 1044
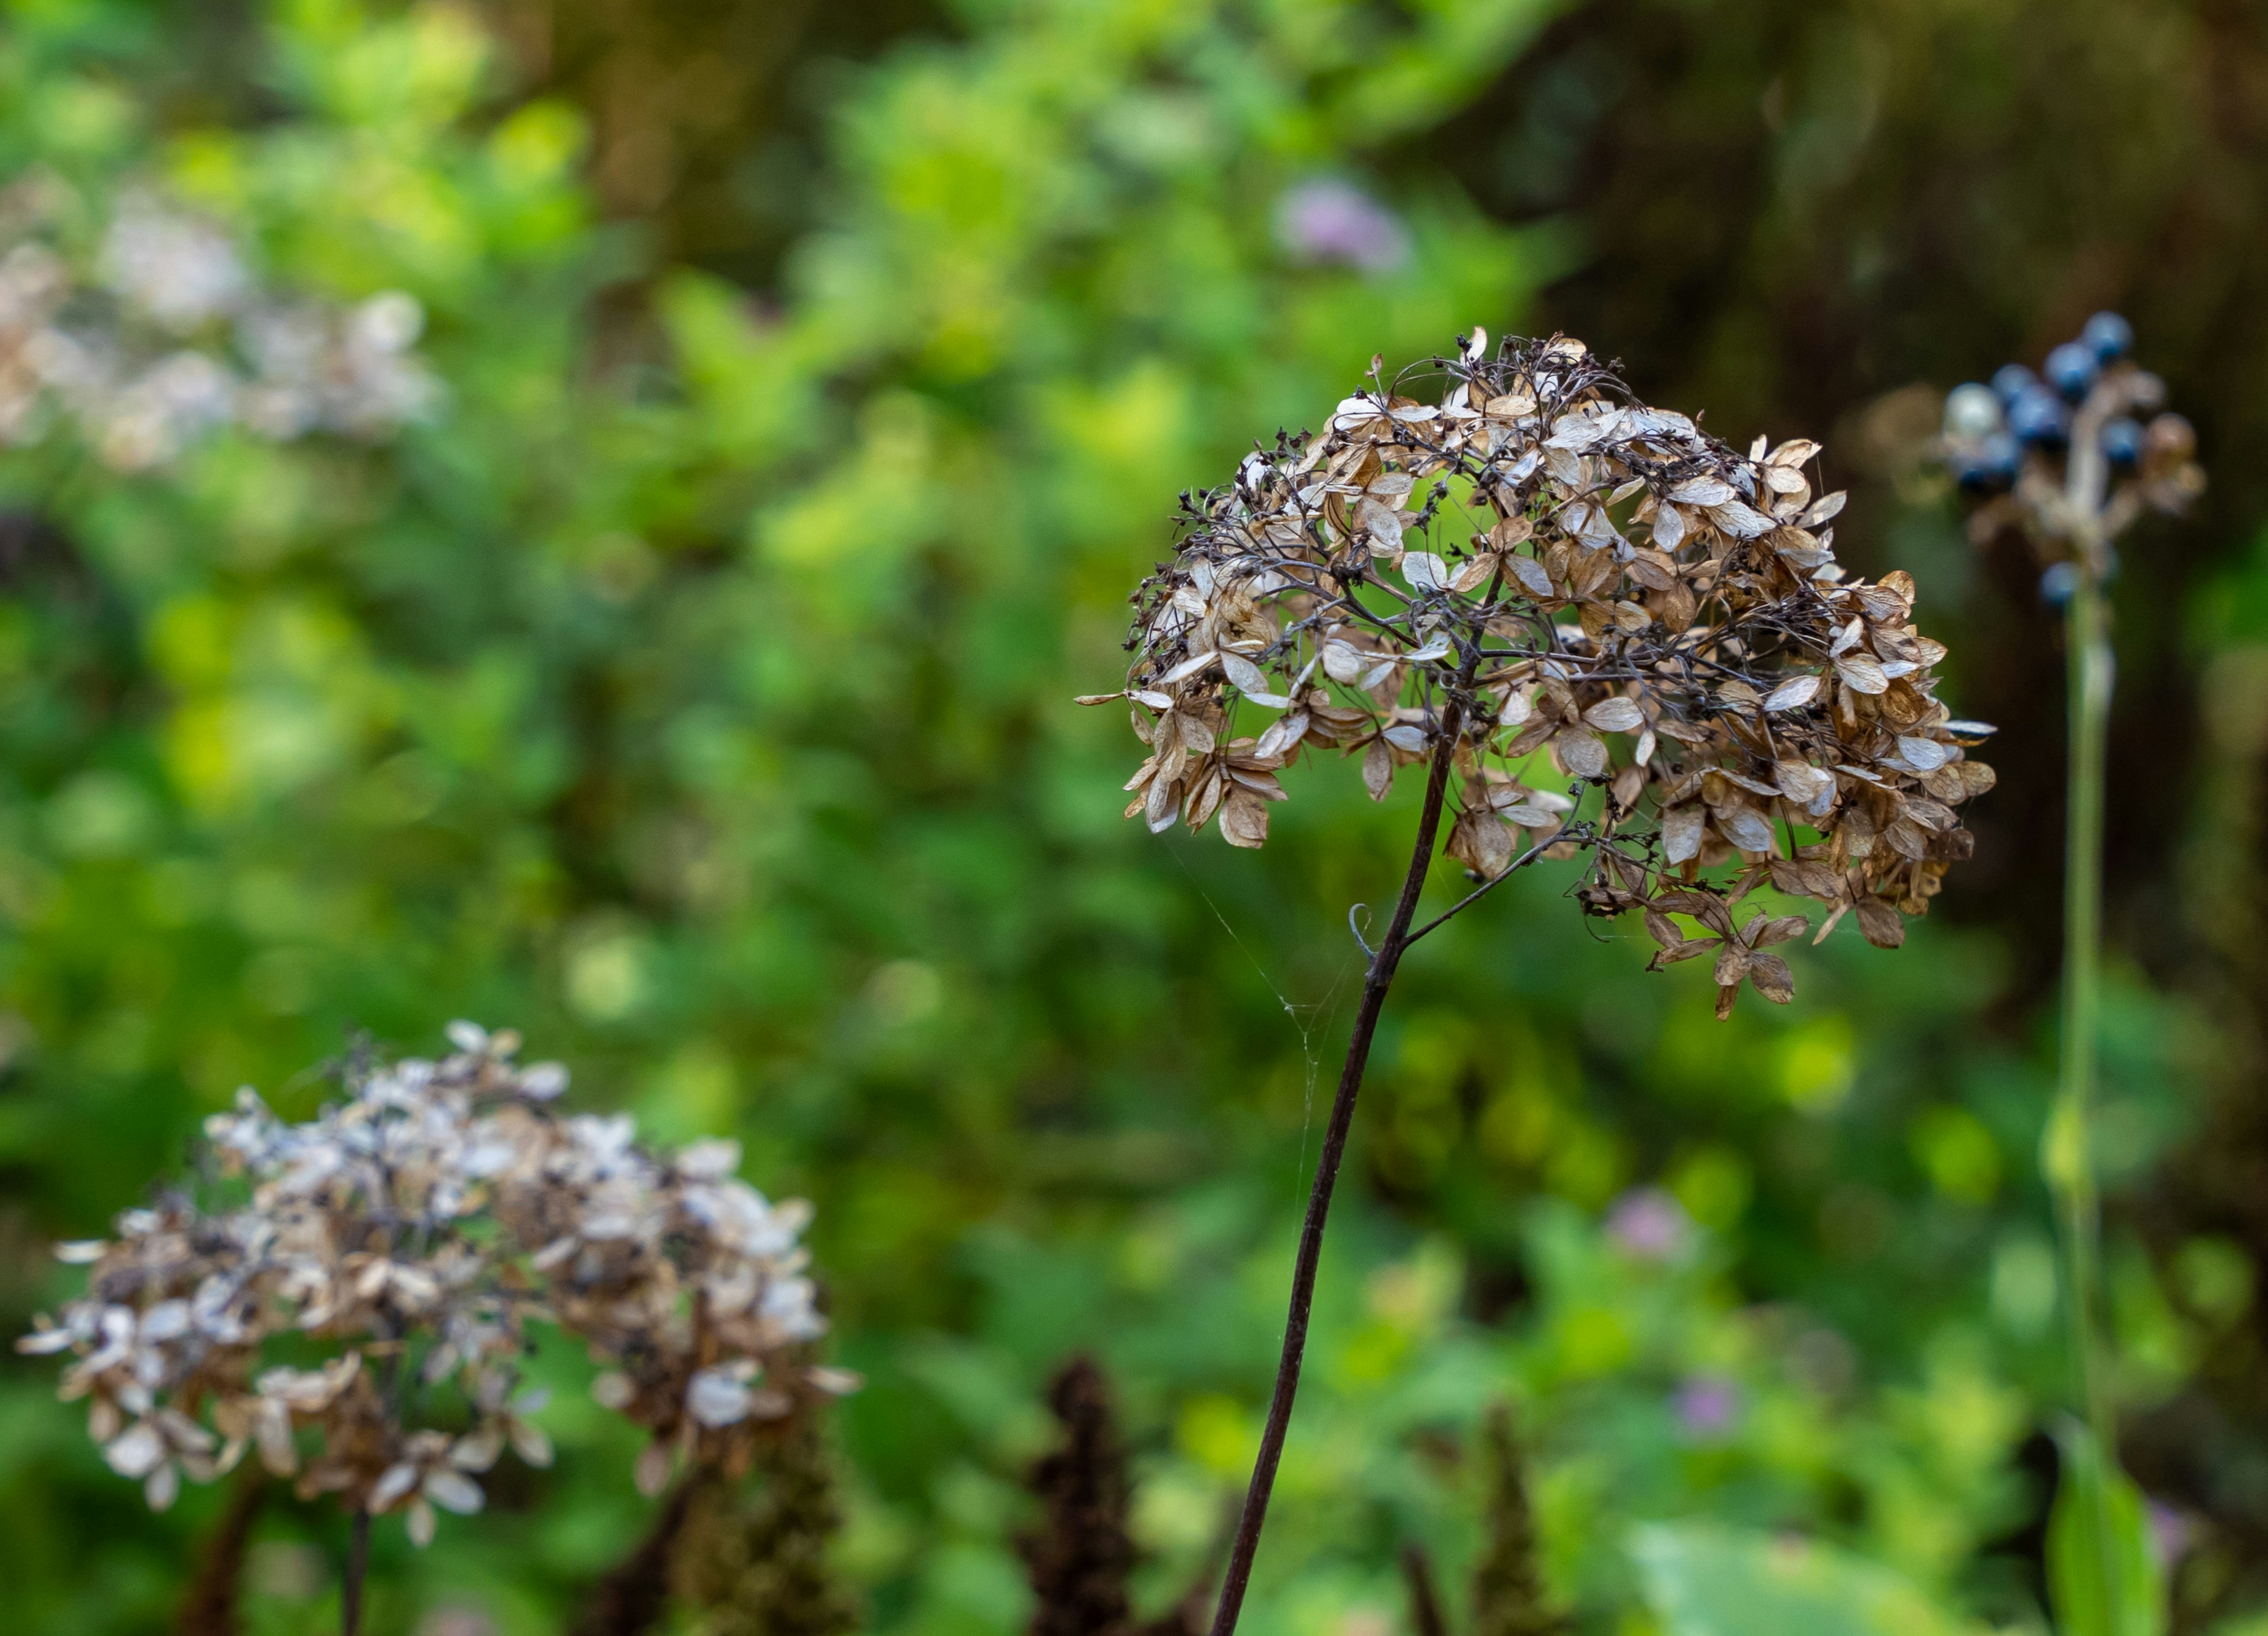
1631 1522 1980 1636
2047 1422 2167 1636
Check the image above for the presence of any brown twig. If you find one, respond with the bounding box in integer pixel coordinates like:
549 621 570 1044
1205 698 1466 1636
569 1471 712 1636
341 1508 373 1636
175 1469 268 1636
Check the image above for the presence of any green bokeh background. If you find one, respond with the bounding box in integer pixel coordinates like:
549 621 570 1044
2 1 2266 1632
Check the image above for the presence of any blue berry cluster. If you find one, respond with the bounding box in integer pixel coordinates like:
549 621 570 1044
1942 312 2139 494
1938 313 2203 603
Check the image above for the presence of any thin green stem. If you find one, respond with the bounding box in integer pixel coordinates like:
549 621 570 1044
2052 571 2114 1456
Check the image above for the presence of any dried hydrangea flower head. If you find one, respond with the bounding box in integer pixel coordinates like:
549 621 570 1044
1940 311 2203 584
17 1024 846 1549
1087 333 1992 1636
0 176 435 471
1085 329 1992 1017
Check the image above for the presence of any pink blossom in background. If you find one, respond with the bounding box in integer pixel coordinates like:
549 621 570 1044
1673 1375 1741 1441
1275 178 1410 275
2146 1498 2195 1568
1607 1187 1694 1262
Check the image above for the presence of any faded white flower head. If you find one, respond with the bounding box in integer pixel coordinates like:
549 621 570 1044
0 178 436 470
18 1025 848 1540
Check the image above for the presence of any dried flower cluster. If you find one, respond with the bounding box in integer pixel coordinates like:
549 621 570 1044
0 178 435 471
1084 331 1991 1015
1939 310 2202 573
17 1024 843 1544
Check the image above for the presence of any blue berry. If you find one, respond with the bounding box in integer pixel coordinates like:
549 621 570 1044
2045 342 2099 401
2039 562 2081 606
1942 383 2002 441
1991 363 2038 404
2081 311 2133 364
1977 431 2021 487
2100 416 2144 468
2007 388 2068 445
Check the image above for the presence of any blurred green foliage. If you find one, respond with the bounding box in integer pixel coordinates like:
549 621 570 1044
0 1 2263 1633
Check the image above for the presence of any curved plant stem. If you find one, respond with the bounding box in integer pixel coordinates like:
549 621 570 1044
1206 700 1464 1636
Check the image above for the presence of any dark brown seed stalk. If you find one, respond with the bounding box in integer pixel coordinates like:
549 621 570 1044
1021 1357 1139 1636
1399 1543 1452 1636
1469 1404 1561 1636
674 1422 857 1636
175 1470 268 1636
1207 700 1465 1636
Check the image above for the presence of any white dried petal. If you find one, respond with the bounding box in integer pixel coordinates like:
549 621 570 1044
688 1368 754 1428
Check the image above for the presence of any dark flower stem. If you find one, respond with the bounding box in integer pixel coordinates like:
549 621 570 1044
341 1508 372 1636
175 1469 267 1636
1206 698 1466 1636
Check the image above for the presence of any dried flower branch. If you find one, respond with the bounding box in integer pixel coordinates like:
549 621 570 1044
1084 330 1988 1636
17 1024 848 1634
0 177 436 471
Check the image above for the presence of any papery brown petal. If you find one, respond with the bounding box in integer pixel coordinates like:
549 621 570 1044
1555 728 1609 781
1855 897 1906 948
1712 941 1753 987
1754 914 1810 948
1584 697 1644 733
1718 806 1778 855
1220 790 1270 849
1763 673 1823 712
1661 803 1706 864
1506 553 1555 599
1362 739 1393 801
1748 951 1795 1003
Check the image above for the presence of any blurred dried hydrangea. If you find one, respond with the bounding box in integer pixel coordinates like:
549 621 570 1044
1082 331 1993 1016
17 1024 848 1542
0 177 436 471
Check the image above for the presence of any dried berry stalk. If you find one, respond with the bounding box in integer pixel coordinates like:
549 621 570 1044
1086 330 1990 1636
17 1024 851 1634
1941 316 2202 1582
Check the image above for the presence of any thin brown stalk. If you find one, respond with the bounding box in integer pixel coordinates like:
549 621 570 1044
341 1508 372 1636
569 1471 711 1636
1205 699 1465 1636
175 1469 268 1636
